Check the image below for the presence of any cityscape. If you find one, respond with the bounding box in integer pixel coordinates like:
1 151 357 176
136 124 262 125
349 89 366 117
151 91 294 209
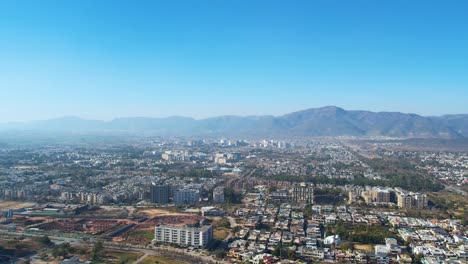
0 136 466 263
1 1 467 264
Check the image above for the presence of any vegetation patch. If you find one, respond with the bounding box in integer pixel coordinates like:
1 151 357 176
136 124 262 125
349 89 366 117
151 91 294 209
140 255 189 264
330 222 396 244
0 237 44 258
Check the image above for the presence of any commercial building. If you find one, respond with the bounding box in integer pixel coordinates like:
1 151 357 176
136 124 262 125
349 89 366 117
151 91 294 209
213 186 224 203
154 223 213 248
150 183 170 204
201 206 225 216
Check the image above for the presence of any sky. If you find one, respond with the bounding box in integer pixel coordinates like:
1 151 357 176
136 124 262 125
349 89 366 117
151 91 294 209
0 0 467 122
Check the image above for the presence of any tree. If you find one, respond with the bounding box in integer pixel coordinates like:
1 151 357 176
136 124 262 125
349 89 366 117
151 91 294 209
340 242 355 251
52 243 71 259
272 243 281 257
232 225 242 234
413 254 423 264
268 186 277 193
303 204 313 218
38 235 51 245
224 188 242 204
287 249 297 260
213 249 226 259
91 241 104 261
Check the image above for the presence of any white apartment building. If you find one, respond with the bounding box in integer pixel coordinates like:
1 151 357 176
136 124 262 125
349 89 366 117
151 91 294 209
154 224 213 248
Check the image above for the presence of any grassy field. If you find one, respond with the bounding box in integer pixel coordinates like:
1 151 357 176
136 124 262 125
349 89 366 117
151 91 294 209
125 229 154 244
128 230 154 240
139 255 189 264
78 208 127 217
29 210 63 216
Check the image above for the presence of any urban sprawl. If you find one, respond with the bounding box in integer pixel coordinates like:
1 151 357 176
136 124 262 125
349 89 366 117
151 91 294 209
0 137 466 264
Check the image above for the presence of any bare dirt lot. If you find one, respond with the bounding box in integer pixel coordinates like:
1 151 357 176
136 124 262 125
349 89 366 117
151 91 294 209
0 201 35 210
137 207 191 218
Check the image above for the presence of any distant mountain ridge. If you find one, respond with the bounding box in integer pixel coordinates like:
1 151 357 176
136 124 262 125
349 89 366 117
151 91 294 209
1 106 467 138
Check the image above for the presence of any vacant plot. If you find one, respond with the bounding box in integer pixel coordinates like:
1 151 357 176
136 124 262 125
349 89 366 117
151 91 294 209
152 215 201 226
0 201 35 210
78 208 127 217
94 250 143 264
214 228 229 240
139 255 189 264
108 250 143 264
138 207 191 218
354 244 374 253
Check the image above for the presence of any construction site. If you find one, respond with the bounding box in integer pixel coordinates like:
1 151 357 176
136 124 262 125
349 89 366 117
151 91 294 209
1 205 202 245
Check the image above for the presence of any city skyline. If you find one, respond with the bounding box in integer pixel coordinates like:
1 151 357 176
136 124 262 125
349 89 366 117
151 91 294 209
1 1 467 122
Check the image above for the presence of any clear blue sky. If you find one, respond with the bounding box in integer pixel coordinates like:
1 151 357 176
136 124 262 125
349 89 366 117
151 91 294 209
1 0 467 122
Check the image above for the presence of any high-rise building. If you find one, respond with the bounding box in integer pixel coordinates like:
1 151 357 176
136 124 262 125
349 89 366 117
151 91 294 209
161 151 190 161
150 183 170 204
213 186 224 204
214 153 227 164
154 223 213 248
173 187 200 204
292 182 314 204
395 188 427 209
413 193 428 209
397 192 412 208
372 188 391 203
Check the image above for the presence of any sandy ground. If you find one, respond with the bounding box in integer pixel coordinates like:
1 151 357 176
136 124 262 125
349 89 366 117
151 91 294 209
354 244 374 253
138 208 194 218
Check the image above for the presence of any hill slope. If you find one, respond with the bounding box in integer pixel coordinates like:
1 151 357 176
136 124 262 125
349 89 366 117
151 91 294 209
1 106 466 138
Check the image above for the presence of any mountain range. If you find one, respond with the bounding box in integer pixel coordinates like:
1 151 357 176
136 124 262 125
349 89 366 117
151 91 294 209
1 106 467 138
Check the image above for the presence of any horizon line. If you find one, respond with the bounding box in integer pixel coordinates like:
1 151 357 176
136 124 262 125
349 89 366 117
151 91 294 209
2 105 467 124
